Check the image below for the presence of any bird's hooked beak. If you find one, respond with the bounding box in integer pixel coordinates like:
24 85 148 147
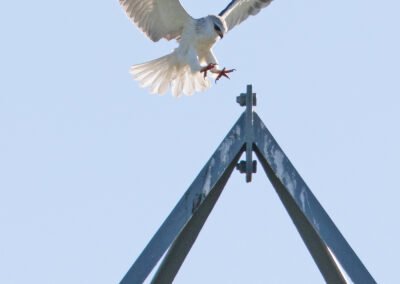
218 31 224 39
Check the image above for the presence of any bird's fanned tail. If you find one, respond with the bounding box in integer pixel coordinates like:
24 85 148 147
129 52 211 98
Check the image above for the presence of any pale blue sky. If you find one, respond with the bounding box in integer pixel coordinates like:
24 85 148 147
1 0 400 283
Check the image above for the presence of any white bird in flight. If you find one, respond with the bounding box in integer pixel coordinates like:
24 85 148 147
119 0 274 97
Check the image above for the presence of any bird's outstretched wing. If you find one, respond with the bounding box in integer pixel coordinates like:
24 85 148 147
219 0 273 32
119 0 192 42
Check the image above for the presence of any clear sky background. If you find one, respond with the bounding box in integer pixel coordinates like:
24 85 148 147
1 0 399 283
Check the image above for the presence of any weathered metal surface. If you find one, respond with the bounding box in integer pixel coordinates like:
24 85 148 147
253 112 376 284
120 114 246 284
151 149 243 284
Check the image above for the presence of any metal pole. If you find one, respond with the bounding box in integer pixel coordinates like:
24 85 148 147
120 114 246 284
252 112 376 284
151 150 243 284
120 85 376 284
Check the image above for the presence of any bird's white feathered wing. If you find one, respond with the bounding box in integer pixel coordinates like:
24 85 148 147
119 0 192 42
129 52 211 98
120 0 210 97
219 0 274 32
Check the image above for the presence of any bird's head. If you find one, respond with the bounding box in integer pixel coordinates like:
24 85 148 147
207 15 227 39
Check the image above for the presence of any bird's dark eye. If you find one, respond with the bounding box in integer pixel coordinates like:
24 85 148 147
214 24 221 32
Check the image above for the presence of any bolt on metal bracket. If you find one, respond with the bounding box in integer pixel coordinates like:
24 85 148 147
236 84 257 182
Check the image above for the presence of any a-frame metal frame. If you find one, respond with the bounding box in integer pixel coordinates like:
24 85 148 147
120 85 376 284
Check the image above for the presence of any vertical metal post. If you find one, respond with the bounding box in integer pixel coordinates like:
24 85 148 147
245 85 254 182
236 85 257 182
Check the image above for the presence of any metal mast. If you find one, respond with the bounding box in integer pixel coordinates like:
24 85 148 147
120 85 376 284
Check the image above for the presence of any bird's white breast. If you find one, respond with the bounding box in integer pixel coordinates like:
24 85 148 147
195 36 218 54
179 18 219 54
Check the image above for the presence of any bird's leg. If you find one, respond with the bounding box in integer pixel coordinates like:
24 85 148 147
211 67 236 83
200 63 217 79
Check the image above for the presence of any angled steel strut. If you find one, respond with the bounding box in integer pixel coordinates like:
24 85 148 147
120 85 376 284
